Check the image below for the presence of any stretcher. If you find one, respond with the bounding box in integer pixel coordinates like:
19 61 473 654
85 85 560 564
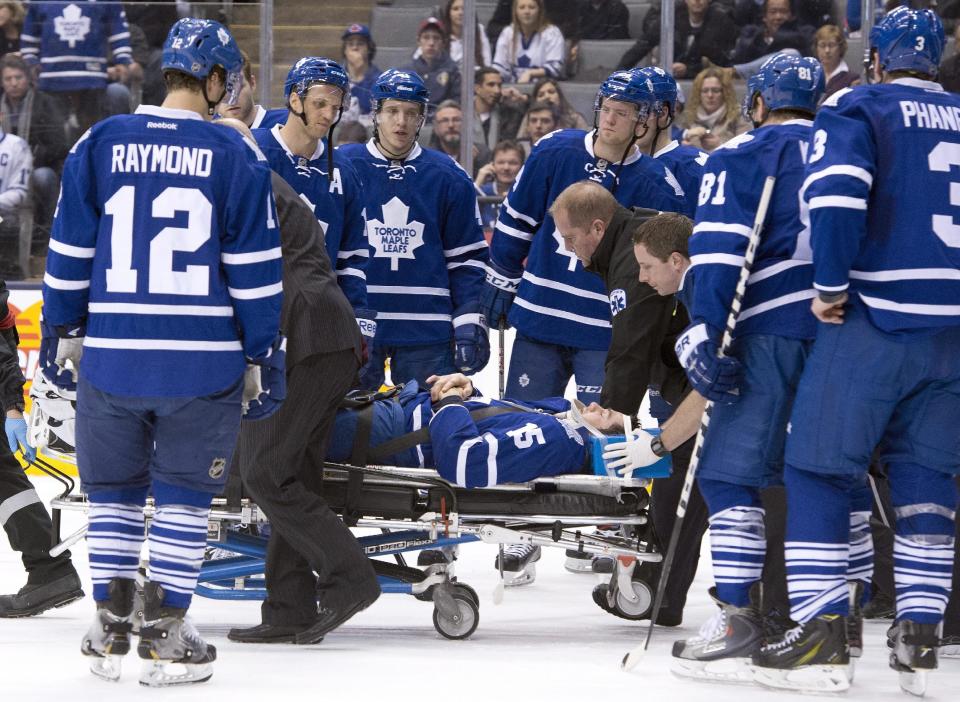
48 461 662 640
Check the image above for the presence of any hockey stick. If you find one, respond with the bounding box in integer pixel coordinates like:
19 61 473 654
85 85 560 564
498 319 506 400
621 175 777 671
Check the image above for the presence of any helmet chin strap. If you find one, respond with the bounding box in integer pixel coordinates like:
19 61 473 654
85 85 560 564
202 82 228 117
372 104 424 161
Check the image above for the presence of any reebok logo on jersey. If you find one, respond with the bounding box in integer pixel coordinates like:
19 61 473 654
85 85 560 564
367 197 424 270
146 121 178 130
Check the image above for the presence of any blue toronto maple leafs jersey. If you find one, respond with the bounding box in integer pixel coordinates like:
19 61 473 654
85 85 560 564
655 140 708 217
804 79 960 335
42 105 282 398
253 124 368 311
492 129 687 351
338 140 488 345
251 106 287 131
689 120 817 341
21 1 133 92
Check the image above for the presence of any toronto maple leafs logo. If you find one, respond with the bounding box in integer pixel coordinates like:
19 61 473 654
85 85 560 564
54 4 91 48
218 27 230 46
367 197 424 270
298 193 329 236
552 227 580 272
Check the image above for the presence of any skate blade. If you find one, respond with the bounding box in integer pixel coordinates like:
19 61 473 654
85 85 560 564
751 664 851 693
940 645 959 659
670 656 755 684
564 557 594 574
899 670 927 697
503 564 537 588
89 654 124 682
139 660 213 687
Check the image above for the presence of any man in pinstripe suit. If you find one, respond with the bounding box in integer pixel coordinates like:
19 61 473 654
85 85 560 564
218 119 380 646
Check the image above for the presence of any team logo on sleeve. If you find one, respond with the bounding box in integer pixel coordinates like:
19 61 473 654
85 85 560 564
367 197 424 270
609 288 627 316
54 4 91 48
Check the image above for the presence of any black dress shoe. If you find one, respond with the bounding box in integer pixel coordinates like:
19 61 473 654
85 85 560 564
294 592 379 645
227 622 322 644
0 572 84 617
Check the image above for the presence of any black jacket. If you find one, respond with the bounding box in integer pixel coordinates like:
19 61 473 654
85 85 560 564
269 174 361 367
617 2 738 74
577 0 630 40
731 19 815 65
0 281 25 414
584 206 675 416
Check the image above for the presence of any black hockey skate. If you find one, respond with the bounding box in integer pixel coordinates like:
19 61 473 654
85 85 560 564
81 577 136 682
848 582 864 659
863 591 896 619
889 620 940 697
751 615 851 693
940 634 960 659
137 581 216 687
670 600 763 683
494 544 541 587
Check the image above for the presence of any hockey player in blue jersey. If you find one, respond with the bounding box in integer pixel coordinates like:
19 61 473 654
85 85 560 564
253 57 375 347
40 18 283 686
481 69 686 408
669 53 828 682
752 9 960 694
216 50 286 131
339 69 489 389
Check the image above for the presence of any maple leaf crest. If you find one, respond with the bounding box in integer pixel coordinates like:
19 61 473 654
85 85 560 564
366 197 424 271
54 4 91 49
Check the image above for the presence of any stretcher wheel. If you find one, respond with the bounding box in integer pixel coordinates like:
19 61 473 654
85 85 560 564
453 582 480 608
433 589 479 640
615 579 653 619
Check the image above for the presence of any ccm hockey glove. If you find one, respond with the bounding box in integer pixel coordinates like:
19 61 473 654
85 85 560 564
243 334 287 420
480 260 520 329
454 315 490 375
38 320 85 391
674 322 742 404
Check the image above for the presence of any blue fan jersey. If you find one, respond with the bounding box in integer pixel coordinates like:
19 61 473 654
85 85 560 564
42 105 282 398
492 129 687 351
804 79 960 335
21 1 133 92
655 140 708 217
690 120 817 340
254 124 369 311
338 140 488 346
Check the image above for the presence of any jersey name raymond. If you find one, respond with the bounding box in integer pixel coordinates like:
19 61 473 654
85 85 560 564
609 288 626 316
367 196 424 270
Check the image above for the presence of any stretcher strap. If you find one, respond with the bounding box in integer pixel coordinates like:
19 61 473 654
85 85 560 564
344 404 375 526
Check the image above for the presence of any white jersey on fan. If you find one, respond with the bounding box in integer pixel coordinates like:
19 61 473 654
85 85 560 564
0 131 32 216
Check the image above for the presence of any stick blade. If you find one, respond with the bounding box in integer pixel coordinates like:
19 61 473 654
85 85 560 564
621 645 646 671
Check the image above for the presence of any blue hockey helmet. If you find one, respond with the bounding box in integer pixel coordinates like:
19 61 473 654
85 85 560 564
744 53 825 117
162 18 243 105
372 68 430 106
870 6 944 76
283 57 350 101
637 66 679 116
595 69 656 118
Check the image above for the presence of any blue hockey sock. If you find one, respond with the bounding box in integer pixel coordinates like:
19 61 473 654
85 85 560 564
783 465 853 623
888 463 957 625
87 488 148 602
699 477 764 607
147 481 214 610
848 479 874 591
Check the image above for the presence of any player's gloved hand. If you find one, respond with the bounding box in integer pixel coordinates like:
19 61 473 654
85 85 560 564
454 317 490 375
38 320 85 391
243 334 287 421
5 415 36 463
480 260 520 329
355 308 377 365
602 429 661 476
675 322 742 404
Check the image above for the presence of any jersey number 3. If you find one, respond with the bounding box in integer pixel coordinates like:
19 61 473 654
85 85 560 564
104 185 213 295
928 142 960 248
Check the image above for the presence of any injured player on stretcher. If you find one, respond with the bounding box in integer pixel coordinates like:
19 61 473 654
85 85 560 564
326 373 647 487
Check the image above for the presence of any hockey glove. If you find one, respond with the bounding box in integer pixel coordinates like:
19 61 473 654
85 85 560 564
674 322 742 404
243 334 287 421
38 320 85 391
355 308 377 365
480 260 520 329
5 415 35 463
602 428 662 476
454 318 490 375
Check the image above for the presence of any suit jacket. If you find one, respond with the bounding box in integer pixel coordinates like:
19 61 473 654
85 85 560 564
732 20 814 65
270 173 361 367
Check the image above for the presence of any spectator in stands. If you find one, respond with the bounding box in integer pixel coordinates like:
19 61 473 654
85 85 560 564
678 66 749 151
940 23 960 93
731 0 814 76
492 0 565 83
124 0 178 106
21 1 133 137
576 0 630 40
0 54 66 244
617 0 738 78
474 139 525 231
441 0 493 68
342 23 380 127
516 77 588 138
0 1 23 59
488 0 581 45
337 121 369 145
815 24 860 97
429 99 491 175
403 17 461 115
517 99 558 155
0 126 31 255
473 66 524 149
735 0 834 29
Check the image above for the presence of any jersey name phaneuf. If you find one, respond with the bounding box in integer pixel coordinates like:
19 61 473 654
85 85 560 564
338 140 488 345
254 124 369 311
690 121 817 340
42 105 282 398
804 79 960 334
491 129 687 351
